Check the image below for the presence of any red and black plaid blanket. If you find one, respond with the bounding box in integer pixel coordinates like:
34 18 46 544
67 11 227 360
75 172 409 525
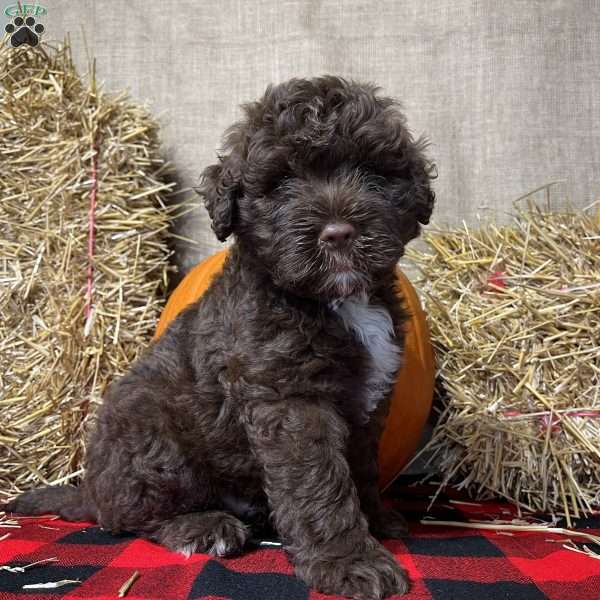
2 482 599 599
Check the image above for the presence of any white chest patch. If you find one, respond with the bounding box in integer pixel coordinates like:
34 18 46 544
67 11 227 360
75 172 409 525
330 293 401 419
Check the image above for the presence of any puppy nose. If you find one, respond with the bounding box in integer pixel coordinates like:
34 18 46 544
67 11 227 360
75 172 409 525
319 222 356 247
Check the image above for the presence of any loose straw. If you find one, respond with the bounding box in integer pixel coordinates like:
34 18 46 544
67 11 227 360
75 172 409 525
420 519 600 546
118 570 140 597
84 140 99 332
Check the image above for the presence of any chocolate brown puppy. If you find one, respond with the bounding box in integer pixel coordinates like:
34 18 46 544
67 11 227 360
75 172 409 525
7 76 435 599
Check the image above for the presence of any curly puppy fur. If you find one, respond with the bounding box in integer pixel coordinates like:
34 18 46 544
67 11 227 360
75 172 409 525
6 76 435 599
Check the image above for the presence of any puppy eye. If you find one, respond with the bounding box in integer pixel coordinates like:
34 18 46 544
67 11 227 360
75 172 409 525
269 173 295 195
360 169 388 190
388 179 413 204
365 171 387 183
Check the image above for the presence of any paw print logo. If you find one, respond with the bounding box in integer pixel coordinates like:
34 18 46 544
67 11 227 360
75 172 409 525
5 16 45 47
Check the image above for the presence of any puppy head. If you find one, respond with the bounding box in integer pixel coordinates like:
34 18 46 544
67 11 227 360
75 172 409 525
197 76 435 300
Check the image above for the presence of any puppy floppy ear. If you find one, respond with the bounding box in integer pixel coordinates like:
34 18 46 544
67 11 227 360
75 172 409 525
197 156 243 242
410 157 436 225
396 137 436 226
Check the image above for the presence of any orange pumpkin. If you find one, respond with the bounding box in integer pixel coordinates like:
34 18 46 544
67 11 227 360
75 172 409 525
155 249 435 489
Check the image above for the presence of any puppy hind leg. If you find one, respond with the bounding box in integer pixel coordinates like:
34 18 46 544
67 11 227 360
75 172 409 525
4 485 94 521
150 511 250 558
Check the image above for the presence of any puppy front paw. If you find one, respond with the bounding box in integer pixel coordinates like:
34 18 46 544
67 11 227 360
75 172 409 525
370 507 409 539
297 543 409 599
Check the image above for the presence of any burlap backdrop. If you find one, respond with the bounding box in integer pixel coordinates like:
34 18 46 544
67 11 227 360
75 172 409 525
32 0 600 272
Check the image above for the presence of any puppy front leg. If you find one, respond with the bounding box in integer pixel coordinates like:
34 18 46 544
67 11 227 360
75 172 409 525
244 399 408 599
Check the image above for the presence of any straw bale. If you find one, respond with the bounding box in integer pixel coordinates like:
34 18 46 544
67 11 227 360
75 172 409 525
409 192 600 523
0 39 194 497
